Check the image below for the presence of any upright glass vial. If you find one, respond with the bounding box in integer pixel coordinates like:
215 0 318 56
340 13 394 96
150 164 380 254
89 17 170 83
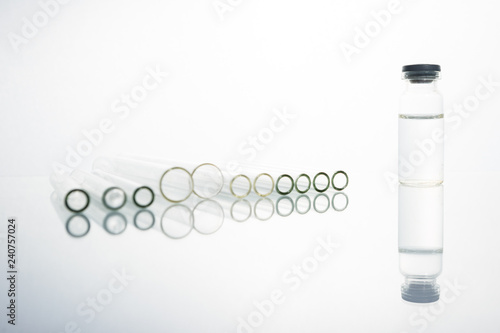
399 64 443 186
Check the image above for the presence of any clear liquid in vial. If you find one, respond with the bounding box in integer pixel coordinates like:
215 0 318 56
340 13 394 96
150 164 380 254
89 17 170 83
398 114 444 186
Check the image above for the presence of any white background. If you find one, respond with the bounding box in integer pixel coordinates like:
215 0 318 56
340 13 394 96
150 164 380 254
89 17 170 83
1 0 500 332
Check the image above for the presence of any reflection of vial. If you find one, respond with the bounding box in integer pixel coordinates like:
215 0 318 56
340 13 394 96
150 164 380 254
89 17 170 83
399 64 443 186
399 184 443 303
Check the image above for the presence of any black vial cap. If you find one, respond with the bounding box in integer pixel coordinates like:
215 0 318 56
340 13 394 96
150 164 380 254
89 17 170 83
402 64 441 82
402 64 441 72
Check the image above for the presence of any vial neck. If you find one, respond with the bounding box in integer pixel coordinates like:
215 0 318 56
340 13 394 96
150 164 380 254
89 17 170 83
404 79 438 91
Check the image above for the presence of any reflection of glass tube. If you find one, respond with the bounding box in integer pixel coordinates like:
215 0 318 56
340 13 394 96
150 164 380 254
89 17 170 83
230 199 252 222
254 197 275 221
160 204 193 239
51 192 91 237
230 174 252 198
193 199 224 235
331 171 349 191
50 173 90 213
313 193 330 213
92 169 155 208
332 192 349 211
93 156 193 203
276 196 294 217
71 169 127 210
134 209 155 230
83 199 128 235
313 172 330 193
399 184 443 303
295 194 311 214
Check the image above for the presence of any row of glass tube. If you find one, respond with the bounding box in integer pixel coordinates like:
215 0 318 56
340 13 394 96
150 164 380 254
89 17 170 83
50 155 348 214
52 191 349 239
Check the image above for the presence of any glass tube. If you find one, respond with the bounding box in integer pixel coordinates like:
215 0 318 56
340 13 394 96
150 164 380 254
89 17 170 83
118 154 224 199
50 192 91 237
92 168 155 208
50 173 90 213
93 156 193 203
294 173 312 194
70 169 127 210
313 172 330 193
331 170 349 191
229 174 252 198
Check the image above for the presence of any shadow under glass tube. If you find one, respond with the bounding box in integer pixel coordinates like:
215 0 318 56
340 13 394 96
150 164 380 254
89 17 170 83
399 184 443 303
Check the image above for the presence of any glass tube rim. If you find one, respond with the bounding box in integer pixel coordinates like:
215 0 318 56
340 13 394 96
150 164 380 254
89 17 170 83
313 172 330 193
331 170 349 191
102 186 127 210
230 174 252 198
159 166 194 203
294 173 311 194
133 186 155 208
276 174 294 195
253 173 275 197
191 163 224 199
64 189 90 213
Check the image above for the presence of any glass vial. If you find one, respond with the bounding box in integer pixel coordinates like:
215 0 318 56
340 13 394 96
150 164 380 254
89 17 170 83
399 64 443 186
